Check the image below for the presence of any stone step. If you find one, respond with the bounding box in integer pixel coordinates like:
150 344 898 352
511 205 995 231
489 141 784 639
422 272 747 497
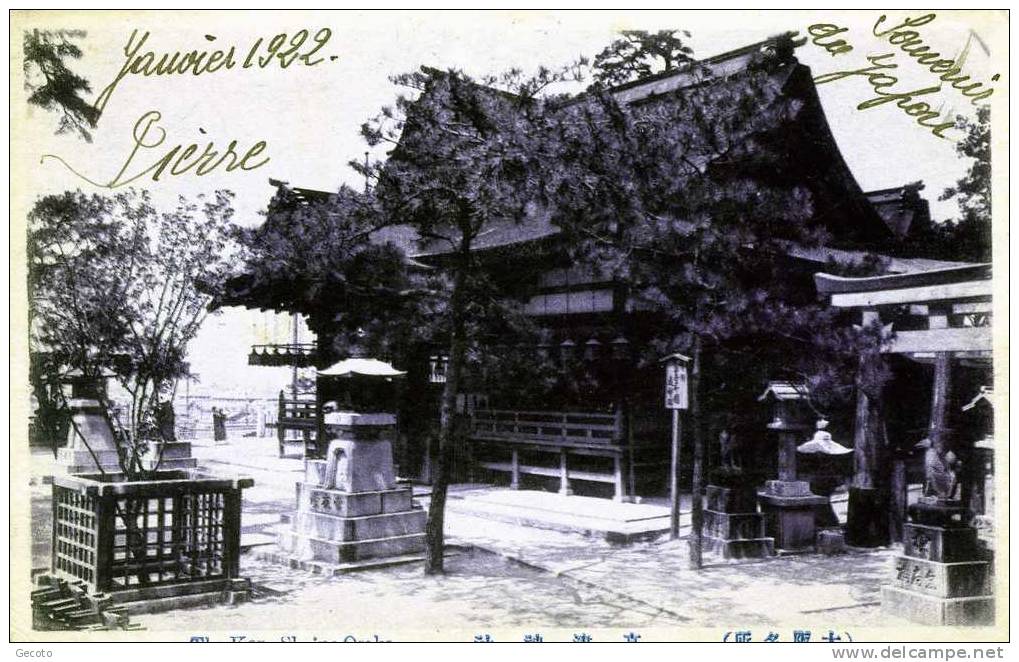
446 494 676 541
278 530 427 564
704 509 767 540
881 585 994 626
704 535 776 560
112 587 250 615
288 508 427 542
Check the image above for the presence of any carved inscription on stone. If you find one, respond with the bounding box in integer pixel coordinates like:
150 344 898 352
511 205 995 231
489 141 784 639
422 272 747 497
910 531 932 559
895 558 937 592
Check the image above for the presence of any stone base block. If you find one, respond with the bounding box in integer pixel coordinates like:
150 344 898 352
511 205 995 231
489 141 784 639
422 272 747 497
56 444 196 475
705 485 759 513
909 499 969 528
296 484 414 517
278 530 427 564
57 448 120 472
704 535 775 560
904 523 978 563
891 555 990 599
817 529 847 556
881 585 994 626
759 492 826 553
290 508 426 542
704 509 766 540
153 442 193 460
763 480 814 497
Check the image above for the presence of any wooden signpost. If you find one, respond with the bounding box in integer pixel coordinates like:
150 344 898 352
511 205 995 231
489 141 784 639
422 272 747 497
662 353 690 540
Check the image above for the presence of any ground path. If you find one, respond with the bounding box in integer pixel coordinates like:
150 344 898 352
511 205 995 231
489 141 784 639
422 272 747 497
28 436 911 638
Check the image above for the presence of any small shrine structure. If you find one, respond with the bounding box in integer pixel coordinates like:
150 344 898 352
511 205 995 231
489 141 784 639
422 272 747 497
814 262 994 625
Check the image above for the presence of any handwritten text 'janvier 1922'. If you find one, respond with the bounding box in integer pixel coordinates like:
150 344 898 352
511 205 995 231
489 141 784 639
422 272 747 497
43 28 334 187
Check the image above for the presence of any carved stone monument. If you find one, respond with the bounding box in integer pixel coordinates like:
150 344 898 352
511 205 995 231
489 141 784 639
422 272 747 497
756 383 826 553
881 497 993 625
277 411 427 564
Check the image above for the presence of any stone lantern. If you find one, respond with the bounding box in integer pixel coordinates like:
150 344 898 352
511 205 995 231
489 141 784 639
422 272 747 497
277 358 427 566
756 381 826 553
55 369 122 474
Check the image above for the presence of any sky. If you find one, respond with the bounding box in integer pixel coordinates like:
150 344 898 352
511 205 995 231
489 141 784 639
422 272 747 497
12 10 1004 398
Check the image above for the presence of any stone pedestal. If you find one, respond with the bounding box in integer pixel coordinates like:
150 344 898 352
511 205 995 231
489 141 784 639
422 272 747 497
704 485 775 559
277 412 426 565
758 480 827 554
881 499 994 625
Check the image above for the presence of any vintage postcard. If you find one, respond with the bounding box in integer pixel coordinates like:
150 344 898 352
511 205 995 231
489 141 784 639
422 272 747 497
9 9 1009 646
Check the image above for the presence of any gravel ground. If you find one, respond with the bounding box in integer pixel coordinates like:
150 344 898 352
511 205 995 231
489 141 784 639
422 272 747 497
26 438 915 639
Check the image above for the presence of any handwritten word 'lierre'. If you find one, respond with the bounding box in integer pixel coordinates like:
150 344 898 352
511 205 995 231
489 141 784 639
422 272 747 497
94 28 333 115
41 110 270 188
807 13 1000 140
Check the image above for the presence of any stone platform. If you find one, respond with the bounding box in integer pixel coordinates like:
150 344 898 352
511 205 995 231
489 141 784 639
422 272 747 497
445 489 677 543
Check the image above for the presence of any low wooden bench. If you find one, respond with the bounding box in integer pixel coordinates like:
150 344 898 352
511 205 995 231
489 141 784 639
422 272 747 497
470 409 629 501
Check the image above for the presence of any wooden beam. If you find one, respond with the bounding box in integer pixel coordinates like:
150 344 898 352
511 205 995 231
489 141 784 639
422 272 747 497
815 264 991 296
953 302 993 315
883 327 992 354
830 279 992 308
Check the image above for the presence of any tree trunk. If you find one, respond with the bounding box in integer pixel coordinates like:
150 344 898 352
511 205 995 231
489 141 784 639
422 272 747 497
846 324 892 547
688 336 704 570
929 352 952 455
890 457 907 542
424 246 470 576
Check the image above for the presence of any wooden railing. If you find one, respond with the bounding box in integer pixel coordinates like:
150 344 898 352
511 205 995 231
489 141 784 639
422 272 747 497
471 409 621 447
469 409 627 500
272 392 318 457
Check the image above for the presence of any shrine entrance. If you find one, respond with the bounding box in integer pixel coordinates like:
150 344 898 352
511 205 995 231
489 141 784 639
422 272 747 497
813 263 994 545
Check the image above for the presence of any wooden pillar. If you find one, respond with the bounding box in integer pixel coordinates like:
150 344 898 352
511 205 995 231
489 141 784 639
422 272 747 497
558 449 571 495
222 489 242 579
277 390 285 457
509 448 520 490
94 494 115 593
670 409 682 538
613 455 625 502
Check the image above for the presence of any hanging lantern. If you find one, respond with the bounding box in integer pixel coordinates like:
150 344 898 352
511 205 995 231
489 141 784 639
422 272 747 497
429 355 449 383
559 339 577 361
584 338 602 361
610 336 631 360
